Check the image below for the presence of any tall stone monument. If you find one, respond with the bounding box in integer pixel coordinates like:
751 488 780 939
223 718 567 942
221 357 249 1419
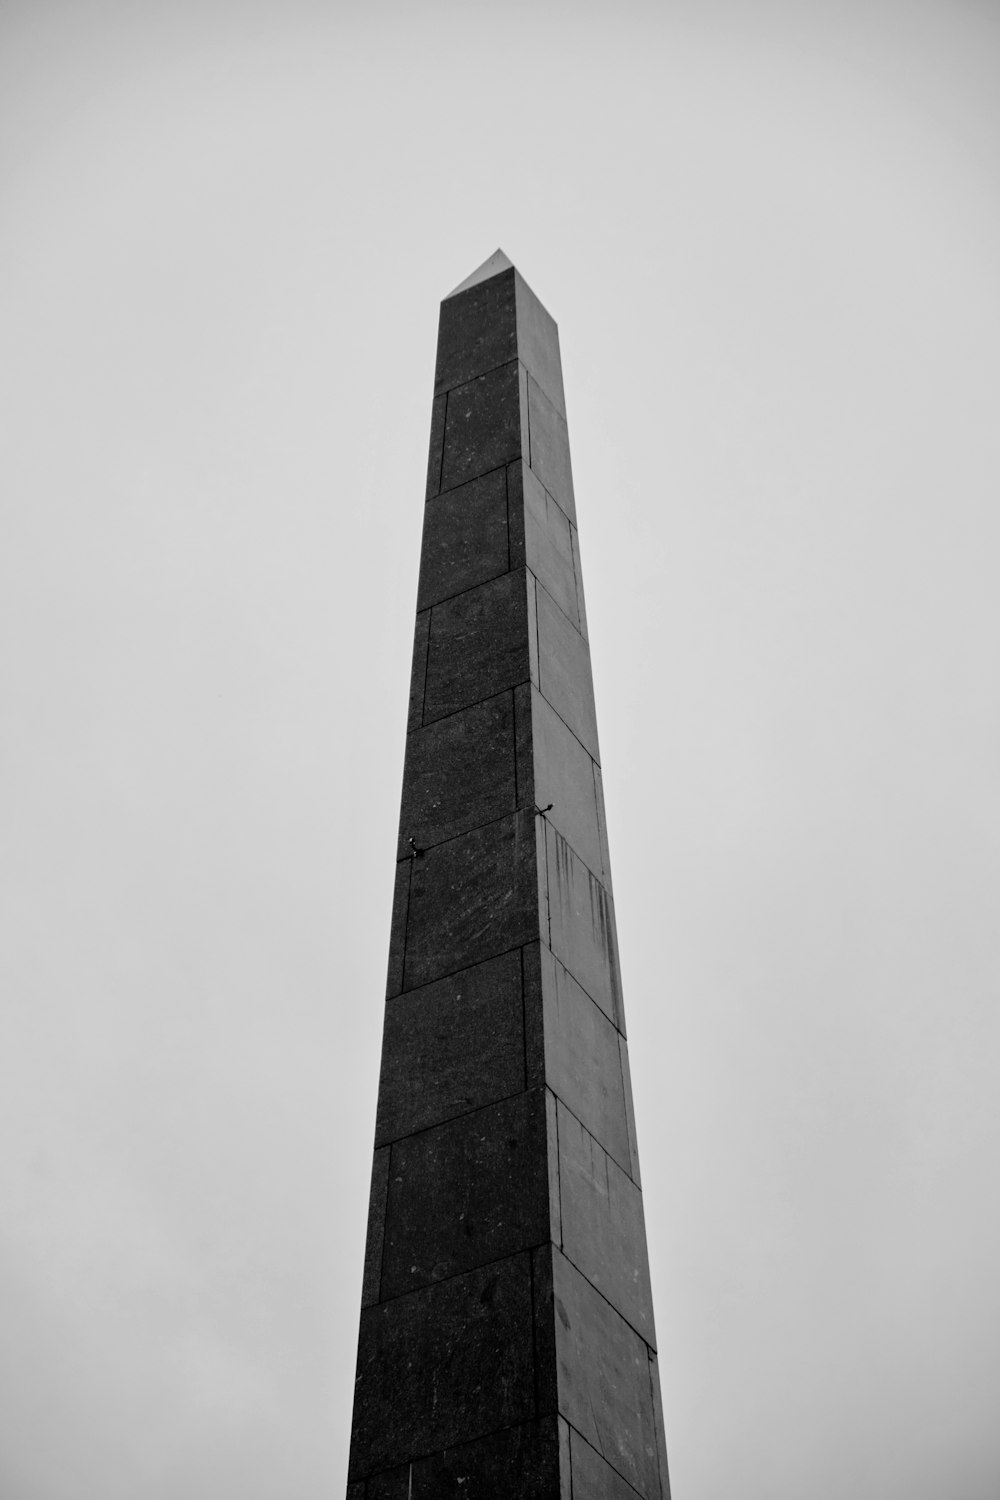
347 252 670 1499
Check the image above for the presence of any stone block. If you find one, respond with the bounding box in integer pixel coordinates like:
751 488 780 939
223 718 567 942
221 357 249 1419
507 460 527 570
535 585 599 761
514 270 566 417
435 267 517 395
570 522 589 639
385 859 410 1000
531 688 604 880
551 1249 661 1500
514 682 535 812
542 823 623 1032
648 1353 672 1499
376 950 526 1145
361 1146 390 1307
546 1089 561 1249
593 762 611 892
540 947 630 1173
527 375 575 523
408 610 430 731
521 940 546 1090
403 810 538 990
418 468 510 609
530 1243 559 1416
441 361 522 491
349 1254 536 1479
423 570 530 725
522 463 581 630
569 1429 645 1500
619 1035 642 1187
426 393 447 499
367 1416 564 1499
555 1103 655 1344
381 1089 549 1298
398 693 516 858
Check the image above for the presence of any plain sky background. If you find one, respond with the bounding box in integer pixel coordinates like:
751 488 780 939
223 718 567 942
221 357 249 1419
2 2 999 1497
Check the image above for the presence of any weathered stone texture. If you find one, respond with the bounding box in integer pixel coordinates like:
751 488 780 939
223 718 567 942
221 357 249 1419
348 258 666 1498
375 951 526 1145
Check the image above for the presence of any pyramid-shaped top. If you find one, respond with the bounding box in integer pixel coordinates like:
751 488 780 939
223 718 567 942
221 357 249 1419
445 248 513 299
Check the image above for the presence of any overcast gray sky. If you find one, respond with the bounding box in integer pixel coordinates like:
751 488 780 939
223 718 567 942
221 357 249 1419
2 2 999 1497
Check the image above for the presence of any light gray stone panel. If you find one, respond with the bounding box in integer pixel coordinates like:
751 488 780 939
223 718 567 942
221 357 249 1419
523 464 581 630
556 1103 655 1345
551 1250 661 1500
532 688 604 881
541 946 631 1173
514 270 567 418
535 584 599 761
527 374 575 523
570 1429 645 1500
543 822 623 1032
648 1352 672 1499
619 1034 642 1188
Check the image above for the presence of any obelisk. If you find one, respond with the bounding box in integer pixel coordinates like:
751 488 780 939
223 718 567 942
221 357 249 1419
347 252 670 1499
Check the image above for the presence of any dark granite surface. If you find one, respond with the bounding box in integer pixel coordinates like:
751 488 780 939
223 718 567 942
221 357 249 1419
435 268 517 396
521 940 546 1090
556 1102 655 1344
397 692 516 857
376 950 525 1145
424 569 530 724
514 681 535 813
426 392 447 499
381 1090 549 1298
441 361 522 491
351 261 667 1496
551 1249 662 1500
418 468 509 609
350 1253 536 1479
361 1146 389 1308
529 1243 559 1416
408 610 430 731
403 810 538 990
366 1416 566 1500
385 859 409 1000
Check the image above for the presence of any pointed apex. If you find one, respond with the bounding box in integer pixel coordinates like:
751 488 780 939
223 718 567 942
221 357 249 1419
445 249 514 299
